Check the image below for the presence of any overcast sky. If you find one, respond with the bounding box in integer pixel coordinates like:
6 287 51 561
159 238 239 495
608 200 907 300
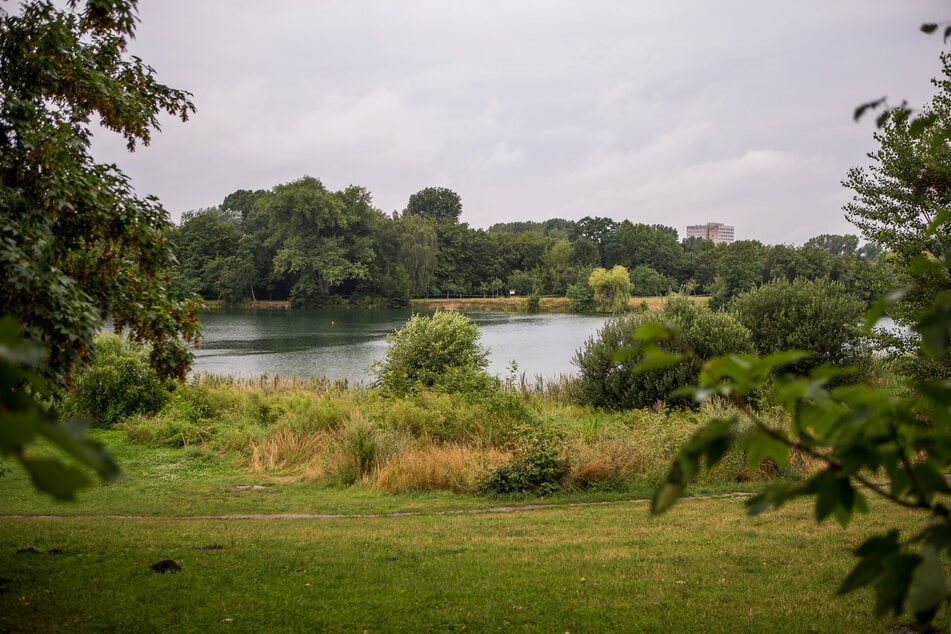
90 1 947 245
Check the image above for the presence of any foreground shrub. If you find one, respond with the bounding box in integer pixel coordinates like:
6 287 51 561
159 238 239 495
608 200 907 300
62 333 169 427
572 296 753 410
730 277 868 375
482 426 569 496
372 311 490 395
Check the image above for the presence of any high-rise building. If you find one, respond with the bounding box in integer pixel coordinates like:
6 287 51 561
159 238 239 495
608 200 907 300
685 222 735 245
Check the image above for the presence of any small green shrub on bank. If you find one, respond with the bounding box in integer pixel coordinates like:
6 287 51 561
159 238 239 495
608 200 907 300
572 296 753 410
730 277 869 375
372 311 491 395
61 333 169 427
482 426 569 496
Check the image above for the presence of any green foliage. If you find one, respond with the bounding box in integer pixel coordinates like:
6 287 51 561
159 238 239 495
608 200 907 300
265 177 382 307
61 333 169 428
334 411 401 484
170 207 247 302
395 213 438 295
0 316 118 500
0 0 200 386
844 52 951 383
566 268 596 312
0 0 198 498
572 297 753 410
730 278 869 375
372 311 490 395
649 211 951 622
526 292 541 312
589 265 632 313
405 186 463 224
709 240 767 310
805 234 860 257
482 426 568 496
631 264 673 296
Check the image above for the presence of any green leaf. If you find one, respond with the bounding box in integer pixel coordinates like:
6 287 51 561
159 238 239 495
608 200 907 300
633 348 685 374
653 418 735 514
22 457 93 501
875 553 920 617
632 321 676 343
612 346 638 364
652 462 688 515
854 98 884 122
909 113 937 138
39 420 120 481
907 544 949 618
0 410 42 450
921 23 939 34
917 297 951 359
838 531 900 595
811 470 860 526
738 429 790 471
745 483 805 516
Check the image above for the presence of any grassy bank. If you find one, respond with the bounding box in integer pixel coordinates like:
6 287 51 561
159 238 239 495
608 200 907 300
0 432 942 633
94 375 803 498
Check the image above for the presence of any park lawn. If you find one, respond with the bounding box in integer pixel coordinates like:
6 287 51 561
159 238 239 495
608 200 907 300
1 433 947 632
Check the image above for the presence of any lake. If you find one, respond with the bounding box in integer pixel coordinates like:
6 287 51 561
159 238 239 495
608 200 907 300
192 308 609 384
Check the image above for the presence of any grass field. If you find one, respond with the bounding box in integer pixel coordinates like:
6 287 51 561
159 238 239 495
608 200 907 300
1 431 946 632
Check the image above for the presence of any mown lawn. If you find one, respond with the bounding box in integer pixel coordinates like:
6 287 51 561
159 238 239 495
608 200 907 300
0 433 946 632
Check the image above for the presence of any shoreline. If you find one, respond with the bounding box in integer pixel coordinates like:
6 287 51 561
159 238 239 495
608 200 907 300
201 295 709 313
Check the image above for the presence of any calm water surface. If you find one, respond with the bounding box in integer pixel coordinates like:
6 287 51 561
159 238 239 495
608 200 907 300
193 308 608 384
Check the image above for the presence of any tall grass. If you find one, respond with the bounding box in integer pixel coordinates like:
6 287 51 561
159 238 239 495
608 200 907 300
118 374 809 496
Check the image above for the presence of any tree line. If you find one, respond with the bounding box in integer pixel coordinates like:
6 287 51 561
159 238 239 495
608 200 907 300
170 180 888 309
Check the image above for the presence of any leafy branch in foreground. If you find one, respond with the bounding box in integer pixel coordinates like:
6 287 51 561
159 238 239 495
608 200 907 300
641 212 951 623
1 0 198 498
0 316 118 500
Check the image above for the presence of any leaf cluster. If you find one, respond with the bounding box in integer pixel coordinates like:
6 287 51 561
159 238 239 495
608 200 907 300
0 316 118 500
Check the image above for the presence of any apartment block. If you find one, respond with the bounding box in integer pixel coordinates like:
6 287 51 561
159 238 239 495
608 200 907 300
685 222 735 245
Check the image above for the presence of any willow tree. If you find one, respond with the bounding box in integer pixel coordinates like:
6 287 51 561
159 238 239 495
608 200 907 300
589 265 631 313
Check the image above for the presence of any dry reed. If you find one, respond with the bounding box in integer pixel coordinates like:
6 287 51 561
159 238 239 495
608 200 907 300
374 443 510 493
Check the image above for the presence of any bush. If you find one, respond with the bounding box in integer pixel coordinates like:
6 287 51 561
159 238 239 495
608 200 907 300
526 293 541 312
482 426 568 496
61 333 169 427
371 311 491 395
566 280 596 313
571 296 753 410
730 277 868 375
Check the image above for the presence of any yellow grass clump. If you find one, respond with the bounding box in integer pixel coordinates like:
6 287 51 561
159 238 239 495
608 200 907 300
374 443 510 493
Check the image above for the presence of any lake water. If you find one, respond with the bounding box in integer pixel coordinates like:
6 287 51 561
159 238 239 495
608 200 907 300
192 308 609 384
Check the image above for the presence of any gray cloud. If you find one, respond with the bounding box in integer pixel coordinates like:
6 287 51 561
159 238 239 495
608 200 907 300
92 1 948 244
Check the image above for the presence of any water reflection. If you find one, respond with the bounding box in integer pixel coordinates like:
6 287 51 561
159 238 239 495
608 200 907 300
193 308 607 384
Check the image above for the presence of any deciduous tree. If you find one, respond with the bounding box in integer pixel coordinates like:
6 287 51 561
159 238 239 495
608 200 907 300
0 0 198 498
589 265 632 313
